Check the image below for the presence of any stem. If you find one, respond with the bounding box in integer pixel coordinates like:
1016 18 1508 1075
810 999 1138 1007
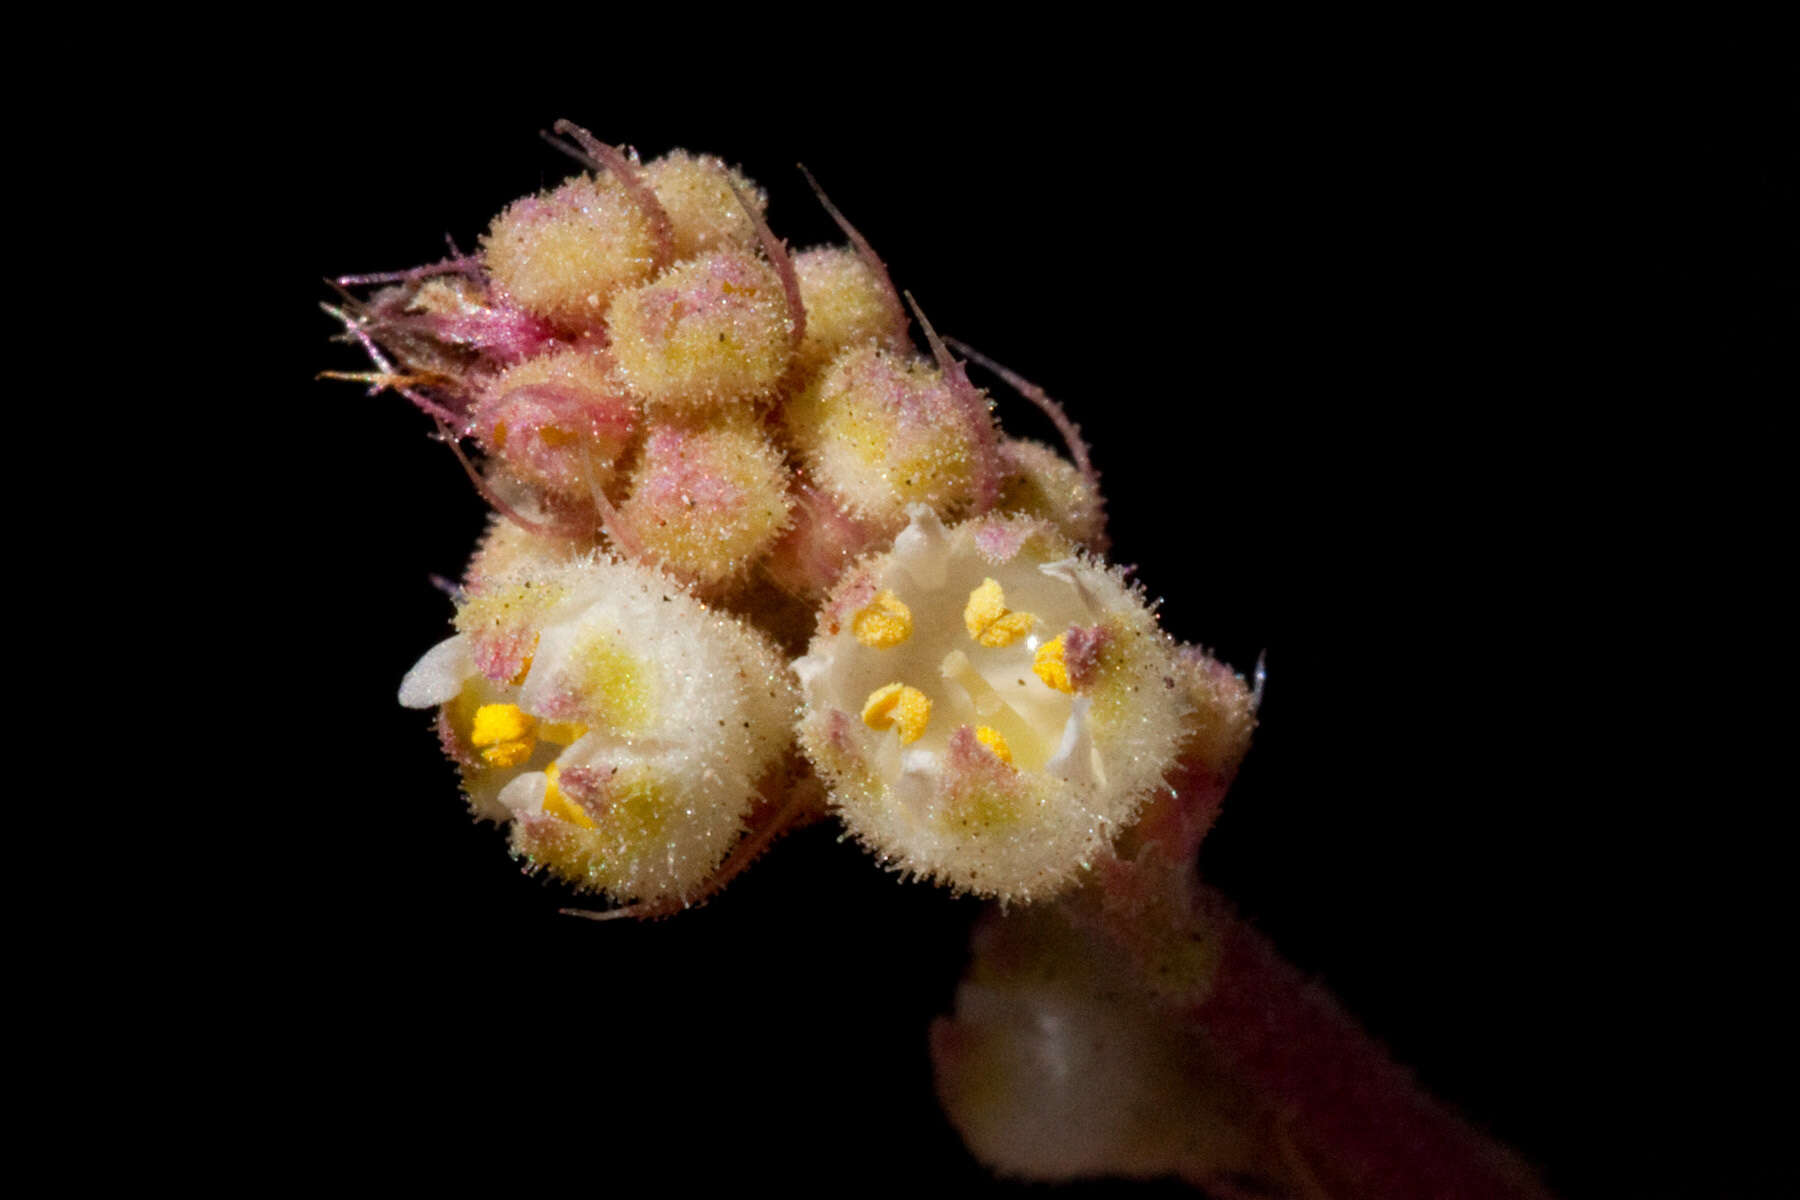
1187 885 1552 1200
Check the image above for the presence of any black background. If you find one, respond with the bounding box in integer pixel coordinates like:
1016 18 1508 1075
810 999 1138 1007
264 58 1791 1196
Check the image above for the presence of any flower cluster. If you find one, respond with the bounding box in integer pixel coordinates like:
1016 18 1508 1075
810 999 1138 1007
332 125 1561 1199
335 121 1243 912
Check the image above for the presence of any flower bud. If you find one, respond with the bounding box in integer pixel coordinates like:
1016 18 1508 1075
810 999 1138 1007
617 410 794 589
642 151 768 260
462 514 594 593
996 438 1105 550
470 346 638 501
792 246 909 379
397 275 561 365
759 484 887 602
482 174 661 331
785 344 996 531
794 507 1188 900
607 248 796 411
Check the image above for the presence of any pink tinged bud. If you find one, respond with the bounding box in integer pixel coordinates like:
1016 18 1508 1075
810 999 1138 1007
545 122 675 273
997 438 1107 550
785 344 999 530
606 248 796 411
482 174 661 332
761 484 886 601
792 246 910 379
462 516 594 594
446 303 563 365
1171 645 1258 784
913 306 1003 517
401 276 563 365
472 348 639 501
617 412 794 589
642 150 769 261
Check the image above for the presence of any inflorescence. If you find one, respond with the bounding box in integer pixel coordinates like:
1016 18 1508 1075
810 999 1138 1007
330 120 1253 915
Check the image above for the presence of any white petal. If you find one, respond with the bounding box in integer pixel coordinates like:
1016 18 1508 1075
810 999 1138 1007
893 505 951 589
497 771 549 816
398 635 473 708
1047 697 1101 788
1038 559 1099 618
792 653 826 691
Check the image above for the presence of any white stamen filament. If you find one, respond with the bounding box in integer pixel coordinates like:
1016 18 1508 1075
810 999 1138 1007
941 649 1046 769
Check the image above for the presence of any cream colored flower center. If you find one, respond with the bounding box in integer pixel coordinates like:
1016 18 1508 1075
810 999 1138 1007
802 510 1104 788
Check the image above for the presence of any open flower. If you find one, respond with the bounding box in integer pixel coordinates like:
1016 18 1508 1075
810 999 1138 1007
400 549 796 904
794 507 1188 900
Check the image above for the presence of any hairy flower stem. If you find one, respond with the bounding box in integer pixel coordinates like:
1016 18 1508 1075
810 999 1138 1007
1183 884 1552 1200
937 648 1548 1196
1082 754 1547 1198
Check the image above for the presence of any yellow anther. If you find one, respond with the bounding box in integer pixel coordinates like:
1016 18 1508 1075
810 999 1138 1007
540 763 595 829
852 589 914 648
472 703 534 746
1033 635 1074 694
472 703 537 766
974 725 1013 765
980 611 1037 647
862 682 932 744
963 578 1037 648
963 579 1006 638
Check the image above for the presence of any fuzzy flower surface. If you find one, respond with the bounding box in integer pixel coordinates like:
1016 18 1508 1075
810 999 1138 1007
795 507 1188 900
400 549 795 904
335 123 1191 910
